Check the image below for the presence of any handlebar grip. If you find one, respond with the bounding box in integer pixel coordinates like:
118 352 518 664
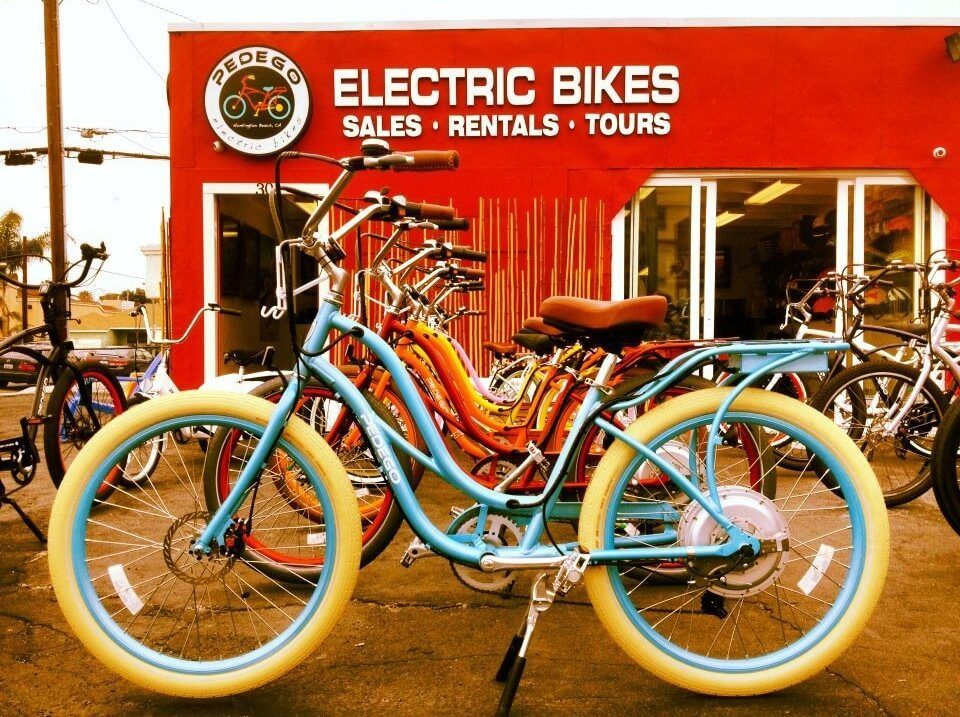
875 279 895 287
208 302 242 318
456 266 485 280
434 218 470 231
455 280 485 292
80 242 109 261
450 246 487 262
393 150 459 172
406 201 456 221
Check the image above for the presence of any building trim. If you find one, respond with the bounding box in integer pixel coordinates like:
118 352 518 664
169 18 960 33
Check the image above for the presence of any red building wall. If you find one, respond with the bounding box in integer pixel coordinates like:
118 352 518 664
169 24 960 387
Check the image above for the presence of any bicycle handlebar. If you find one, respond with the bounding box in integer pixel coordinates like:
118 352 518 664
454 280 485 293
433 218 470 231
449 245 486 262
401 201 456 221
453 266 485 280
0 242 108 291
139 302 240 346
392 150 460 172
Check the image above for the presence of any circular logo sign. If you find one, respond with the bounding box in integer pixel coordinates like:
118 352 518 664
205 46 310 156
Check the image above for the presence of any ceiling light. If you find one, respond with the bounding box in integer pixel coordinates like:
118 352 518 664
744 181 801 205
715 211 745 227
635 187 655 201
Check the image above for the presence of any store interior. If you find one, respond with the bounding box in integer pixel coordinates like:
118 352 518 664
623 177 922 341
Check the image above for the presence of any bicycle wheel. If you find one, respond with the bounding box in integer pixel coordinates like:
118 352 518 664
45 360 126 493
113 393 165 485
47 391 361 698
763 371 822 472
488 358 538 403
222 94 247 119
205 378 420 577
267 96 292 120
580 388 888 695
931 398 960 537
809 360 946 506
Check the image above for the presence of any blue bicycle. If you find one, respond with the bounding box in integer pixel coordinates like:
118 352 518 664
47 142 888 713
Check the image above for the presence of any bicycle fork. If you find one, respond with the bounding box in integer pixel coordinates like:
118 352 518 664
494 552 590 716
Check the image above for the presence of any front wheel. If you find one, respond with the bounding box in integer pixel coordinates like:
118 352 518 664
45 360 126 494
579 388 888 696
205 377 420 577
48 391 361 698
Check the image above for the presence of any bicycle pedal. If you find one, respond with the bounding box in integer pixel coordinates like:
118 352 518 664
400 537 435 567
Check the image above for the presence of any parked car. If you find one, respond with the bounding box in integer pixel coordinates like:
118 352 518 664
83 346 156 376
0 347 45 387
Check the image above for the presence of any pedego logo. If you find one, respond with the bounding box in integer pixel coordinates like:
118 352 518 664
205 46 310 156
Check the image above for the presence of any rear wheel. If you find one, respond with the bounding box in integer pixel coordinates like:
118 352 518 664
809 360 946 507
580 388 888 695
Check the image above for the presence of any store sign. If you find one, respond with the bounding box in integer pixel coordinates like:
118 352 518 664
332 65 679 139
205 47 310 155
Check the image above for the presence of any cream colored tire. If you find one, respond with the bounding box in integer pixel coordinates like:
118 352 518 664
48 391 361 698
579 388 889 696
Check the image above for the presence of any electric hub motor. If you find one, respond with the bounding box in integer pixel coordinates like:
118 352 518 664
677 485 789 598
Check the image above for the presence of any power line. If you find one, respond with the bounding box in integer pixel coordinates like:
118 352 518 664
103 0 165 82
69 126 169 138
117 131 166 155
131 0 195 22
1 127 169 137
0 126 48 134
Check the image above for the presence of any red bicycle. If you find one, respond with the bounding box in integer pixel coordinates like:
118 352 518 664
222 74 291 121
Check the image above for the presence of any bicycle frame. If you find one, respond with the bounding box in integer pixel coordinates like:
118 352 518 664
193 296 843 570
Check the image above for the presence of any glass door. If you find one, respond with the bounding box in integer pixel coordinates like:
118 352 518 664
852 177 922 325
618 179 715 339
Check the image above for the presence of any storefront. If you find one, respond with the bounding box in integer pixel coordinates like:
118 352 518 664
167 20 960 387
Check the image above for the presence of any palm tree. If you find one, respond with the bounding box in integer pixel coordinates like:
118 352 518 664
0 210 50 278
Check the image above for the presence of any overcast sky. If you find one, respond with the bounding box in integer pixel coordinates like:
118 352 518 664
1 0 958 293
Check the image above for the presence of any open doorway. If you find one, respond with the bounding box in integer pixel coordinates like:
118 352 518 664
202 185 326 380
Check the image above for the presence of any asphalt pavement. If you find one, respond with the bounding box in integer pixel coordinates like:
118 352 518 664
0 391 958 717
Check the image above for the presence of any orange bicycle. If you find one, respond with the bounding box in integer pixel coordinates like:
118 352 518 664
222 74 291 120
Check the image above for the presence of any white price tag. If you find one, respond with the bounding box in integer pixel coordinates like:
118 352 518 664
306 532 327 547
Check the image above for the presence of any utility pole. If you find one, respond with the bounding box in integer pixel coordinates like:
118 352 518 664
20 237 28 332
43 0 66 337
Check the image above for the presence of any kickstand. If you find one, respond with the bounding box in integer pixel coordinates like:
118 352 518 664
0 481 46 544
494 572 554 717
